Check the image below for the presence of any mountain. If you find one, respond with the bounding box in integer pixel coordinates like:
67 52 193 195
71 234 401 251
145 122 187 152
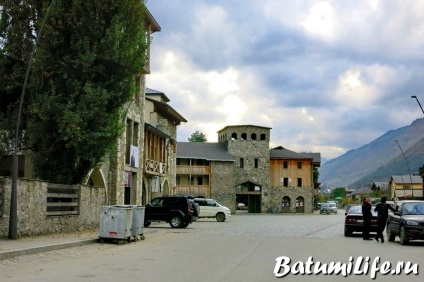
319 118 424 189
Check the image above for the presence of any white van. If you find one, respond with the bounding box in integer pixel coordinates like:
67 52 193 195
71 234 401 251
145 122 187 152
193 198 231 222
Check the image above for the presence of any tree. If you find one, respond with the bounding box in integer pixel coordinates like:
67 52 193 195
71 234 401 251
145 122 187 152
331 187 346 199
188 130 207 142
0 0 149 184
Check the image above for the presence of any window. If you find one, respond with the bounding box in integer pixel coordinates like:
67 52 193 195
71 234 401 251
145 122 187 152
240 158 244 168
232 133 237 139
254 158 259 168
197 177 203 185
297 178 302 187
241 133 247 140
189 177 194 185
251 133 257 140
283 161 288 169
125 119 139 165
283 178 289 187
297 162 302 169
260 134 266 140
176 176 180 185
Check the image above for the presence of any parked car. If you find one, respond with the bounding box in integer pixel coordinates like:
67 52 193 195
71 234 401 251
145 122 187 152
344 205 378 236
386 200 424 245
144 195 194 228
320 203 337 214
193 198 231 222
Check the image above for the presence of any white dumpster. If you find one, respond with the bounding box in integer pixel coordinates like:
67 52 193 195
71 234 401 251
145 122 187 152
98 205 133 243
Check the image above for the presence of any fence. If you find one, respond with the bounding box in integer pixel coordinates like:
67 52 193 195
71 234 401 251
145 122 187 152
0 177 106 238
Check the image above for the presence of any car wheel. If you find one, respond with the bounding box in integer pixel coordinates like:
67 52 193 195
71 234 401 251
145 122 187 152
344 227 351 237
399 226 409 245
170 215 183 228
216 213 226 222
144 221 151 227
386 224 395 242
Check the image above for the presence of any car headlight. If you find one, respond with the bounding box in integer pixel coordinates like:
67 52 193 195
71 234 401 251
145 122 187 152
405 220 419 226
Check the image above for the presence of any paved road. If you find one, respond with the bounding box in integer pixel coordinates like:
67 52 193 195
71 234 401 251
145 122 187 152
1 210 423 281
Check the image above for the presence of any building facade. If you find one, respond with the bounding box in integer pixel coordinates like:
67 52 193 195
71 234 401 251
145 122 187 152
176 125 321 213
389 175 424 200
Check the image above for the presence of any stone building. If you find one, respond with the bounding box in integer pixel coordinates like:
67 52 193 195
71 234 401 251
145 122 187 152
142 88 187 204
176 125 321 213
267 146 321 213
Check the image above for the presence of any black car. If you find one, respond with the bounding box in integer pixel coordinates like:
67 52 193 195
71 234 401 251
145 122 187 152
344 205 378 236
386 200 424 245
144 195 194 228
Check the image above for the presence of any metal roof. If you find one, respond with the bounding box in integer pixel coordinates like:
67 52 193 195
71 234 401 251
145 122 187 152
391 175 423 184
177 142 235 162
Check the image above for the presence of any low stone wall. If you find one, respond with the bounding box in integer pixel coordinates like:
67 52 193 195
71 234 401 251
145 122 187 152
0 177 106 238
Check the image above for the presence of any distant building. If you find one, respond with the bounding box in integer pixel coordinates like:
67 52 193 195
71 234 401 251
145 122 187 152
175 125 321 213
389 175 423 200
372 181 389 191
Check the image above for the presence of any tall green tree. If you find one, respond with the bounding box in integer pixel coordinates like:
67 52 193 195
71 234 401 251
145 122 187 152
331 187 346 199
0 0 149 184
188 130 207 142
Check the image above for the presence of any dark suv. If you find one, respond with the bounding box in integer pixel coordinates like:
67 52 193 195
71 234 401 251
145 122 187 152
144 195 194 228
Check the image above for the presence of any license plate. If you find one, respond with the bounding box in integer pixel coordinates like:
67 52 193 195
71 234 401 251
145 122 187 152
357 220 363 223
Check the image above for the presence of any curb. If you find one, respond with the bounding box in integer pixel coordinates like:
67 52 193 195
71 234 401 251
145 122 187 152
0 239 98 260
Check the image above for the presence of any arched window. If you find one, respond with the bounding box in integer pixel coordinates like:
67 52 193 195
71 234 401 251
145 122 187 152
260 134 266 140
251 133 257 140
241 133 247 140
281 196 291 213
231 133 237 140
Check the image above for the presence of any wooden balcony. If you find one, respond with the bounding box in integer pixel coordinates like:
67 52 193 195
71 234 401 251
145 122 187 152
145 159 166 176
174 185 210 198
176 165 210 175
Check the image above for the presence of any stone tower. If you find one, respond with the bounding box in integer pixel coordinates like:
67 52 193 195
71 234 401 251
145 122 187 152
217 125 271 213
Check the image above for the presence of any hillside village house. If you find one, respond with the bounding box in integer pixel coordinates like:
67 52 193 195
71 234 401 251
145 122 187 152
176 125 321 213
389 175 424 200
0 7 165 237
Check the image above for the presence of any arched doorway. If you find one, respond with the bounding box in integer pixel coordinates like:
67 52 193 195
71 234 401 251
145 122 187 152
281 196 290 213
296 196 304 213
86 168 106 187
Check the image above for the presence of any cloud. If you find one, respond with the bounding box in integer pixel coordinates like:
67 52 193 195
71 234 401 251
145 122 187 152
146 0 424 160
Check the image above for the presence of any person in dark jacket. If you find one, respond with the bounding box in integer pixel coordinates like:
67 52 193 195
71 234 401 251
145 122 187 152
374 196 396 243
361 197 372 240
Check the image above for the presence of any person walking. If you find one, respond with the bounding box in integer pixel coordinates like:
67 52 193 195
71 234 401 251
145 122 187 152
361 197 372 240
374 196 396 243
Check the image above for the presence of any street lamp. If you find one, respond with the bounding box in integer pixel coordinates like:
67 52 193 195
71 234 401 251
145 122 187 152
394 141 414 198
411 96 424 115
9 1 55 239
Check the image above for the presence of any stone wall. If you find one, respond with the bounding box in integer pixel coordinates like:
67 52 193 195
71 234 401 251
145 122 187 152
210 162 236 213
263 186 314 213
0 177 106 238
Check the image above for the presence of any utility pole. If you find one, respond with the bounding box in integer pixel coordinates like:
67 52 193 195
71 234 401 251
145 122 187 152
394 141 414 199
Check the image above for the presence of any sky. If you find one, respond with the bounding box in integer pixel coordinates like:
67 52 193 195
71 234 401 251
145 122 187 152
145 0 424 161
